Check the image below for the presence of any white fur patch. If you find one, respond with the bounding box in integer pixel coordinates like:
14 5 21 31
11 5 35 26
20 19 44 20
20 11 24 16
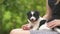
30 16 36 21
31 11 34 15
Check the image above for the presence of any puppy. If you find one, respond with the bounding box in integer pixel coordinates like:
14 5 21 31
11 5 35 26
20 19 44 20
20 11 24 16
27 10 60 33
27 10 50 30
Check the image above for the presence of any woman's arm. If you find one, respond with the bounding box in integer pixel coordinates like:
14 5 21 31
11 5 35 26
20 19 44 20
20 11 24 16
43 0 52 20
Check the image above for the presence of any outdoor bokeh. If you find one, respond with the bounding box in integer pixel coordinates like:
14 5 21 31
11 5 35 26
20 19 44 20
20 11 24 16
0 0 46 34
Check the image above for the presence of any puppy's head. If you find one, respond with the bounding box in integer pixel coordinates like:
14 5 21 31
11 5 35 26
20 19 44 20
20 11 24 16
27 10 40 23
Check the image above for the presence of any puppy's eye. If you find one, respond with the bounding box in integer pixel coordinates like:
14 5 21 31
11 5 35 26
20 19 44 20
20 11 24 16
34 14 39 16
28 14 32 17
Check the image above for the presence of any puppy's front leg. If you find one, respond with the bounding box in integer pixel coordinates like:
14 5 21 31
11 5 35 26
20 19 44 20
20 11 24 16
31 23 39 30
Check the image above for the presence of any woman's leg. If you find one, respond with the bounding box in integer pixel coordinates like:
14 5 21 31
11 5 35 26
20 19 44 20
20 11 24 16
10 29 59 34
10 29 30 34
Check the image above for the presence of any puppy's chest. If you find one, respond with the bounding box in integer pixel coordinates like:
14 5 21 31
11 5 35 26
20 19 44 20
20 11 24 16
31 21 40 30
32 22 40 27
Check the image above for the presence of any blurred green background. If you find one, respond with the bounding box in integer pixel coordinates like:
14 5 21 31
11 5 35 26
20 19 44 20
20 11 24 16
0 0 46 34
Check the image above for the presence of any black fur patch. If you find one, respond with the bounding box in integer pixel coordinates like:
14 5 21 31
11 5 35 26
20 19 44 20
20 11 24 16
39 20 47 28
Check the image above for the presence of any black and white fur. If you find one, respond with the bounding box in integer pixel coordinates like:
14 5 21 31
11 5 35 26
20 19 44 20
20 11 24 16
27 11 60 33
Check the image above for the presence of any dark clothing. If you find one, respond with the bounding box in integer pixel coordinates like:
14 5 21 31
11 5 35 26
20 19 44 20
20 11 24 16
48 0 60 29
48 0 60 19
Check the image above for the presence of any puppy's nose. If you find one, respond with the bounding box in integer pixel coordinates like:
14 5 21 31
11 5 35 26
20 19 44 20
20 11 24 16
31 19 34 20
30 19 34 21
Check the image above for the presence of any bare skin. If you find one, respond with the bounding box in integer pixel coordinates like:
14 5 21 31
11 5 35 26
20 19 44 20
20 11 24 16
47 19 60 28
10 29 30 34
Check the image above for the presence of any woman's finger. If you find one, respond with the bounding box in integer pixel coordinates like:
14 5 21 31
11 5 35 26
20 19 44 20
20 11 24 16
47 22 54 26
50 24 57 28
47 21 56 28
47 23 55 28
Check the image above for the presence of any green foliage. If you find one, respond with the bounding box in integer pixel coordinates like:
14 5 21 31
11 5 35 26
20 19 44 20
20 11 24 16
1 0 46 34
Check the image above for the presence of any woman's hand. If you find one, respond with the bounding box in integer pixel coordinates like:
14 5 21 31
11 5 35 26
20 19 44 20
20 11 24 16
22 24 30 30
47 19 60 28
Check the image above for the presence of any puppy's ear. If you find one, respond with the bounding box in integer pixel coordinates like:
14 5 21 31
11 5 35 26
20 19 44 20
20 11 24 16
37 11 40 14
35 11 40 15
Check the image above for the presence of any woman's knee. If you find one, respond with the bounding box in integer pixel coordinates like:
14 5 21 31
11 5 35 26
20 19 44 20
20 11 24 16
10 29 30 34
10 29 19 34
